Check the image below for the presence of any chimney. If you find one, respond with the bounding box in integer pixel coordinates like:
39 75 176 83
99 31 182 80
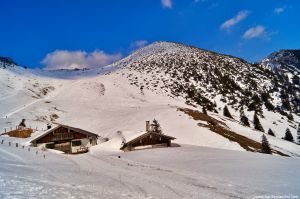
146 121 150 132
47 123 52 130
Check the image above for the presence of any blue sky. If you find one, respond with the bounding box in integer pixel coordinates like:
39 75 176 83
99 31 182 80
0 0 299 69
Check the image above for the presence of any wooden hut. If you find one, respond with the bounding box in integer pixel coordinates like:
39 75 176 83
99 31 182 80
2 119 33 138
30 124 98 154
120 121 176 151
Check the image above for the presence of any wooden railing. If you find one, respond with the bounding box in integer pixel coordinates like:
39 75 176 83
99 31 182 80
52 133 74 141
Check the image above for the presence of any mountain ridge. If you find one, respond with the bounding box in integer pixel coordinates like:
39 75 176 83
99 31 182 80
260 49 300 70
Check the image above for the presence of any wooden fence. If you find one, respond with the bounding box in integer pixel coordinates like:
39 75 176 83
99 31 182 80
0 138 47 159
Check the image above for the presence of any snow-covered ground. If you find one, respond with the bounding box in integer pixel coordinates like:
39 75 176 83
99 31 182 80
1 139 300 199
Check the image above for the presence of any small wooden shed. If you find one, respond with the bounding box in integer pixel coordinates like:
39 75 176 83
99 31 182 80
30 124 98 154
120 121 176 151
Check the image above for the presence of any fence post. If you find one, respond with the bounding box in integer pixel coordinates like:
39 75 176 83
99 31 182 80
16 143 18 147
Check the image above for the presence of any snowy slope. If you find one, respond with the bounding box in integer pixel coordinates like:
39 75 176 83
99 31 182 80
1 42 300 198
260 49 300 114
261 49 300 71
0 66 68 132
1 42 300 156
1 140 300 199
0 68 243 152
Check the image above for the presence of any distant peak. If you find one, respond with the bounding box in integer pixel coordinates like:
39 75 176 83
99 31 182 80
0 56 18 68
261 49 300 70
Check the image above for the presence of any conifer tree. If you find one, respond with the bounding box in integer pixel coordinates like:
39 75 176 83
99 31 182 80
223 106 233 119
284 128 294 142
213 101 217 108
261 134 271 154
287 112 294 121
267 128 275 137
253 111 264 132
202 107 207 115
152 119 162 134
240 108 250 127
297 124 300 144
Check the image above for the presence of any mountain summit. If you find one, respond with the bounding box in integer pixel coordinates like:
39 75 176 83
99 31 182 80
261 49 300 71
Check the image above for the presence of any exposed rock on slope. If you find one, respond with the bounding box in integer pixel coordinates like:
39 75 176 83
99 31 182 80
115 42 299 116
261 49 300 71
260 49 300 114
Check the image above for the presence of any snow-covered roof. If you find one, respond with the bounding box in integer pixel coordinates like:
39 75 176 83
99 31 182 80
121 131 176 149
30 124 98 143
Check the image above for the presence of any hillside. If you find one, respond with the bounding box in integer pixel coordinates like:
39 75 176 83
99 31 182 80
260 49 300 114
1 42 300 198
107 42 300 155
117 42 299 115
261 49 300 71
0 42 300 156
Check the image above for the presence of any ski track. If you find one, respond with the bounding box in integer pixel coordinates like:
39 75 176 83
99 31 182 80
1 80 66 119
2 99 42 119
0 147 25 162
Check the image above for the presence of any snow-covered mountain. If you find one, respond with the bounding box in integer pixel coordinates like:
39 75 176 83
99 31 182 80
1 42 300 198
119 42 300 115
106 41 300 155
261 49 300 71
0 42 299 156
260 49 300 114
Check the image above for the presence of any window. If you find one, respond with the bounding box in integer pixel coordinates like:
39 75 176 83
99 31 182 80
72 140 82 147
45 143 55 149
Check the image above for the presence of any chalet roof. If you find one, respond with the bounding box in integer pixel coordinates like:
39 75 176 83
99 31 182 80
30 124 98 143
120 131 175 149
